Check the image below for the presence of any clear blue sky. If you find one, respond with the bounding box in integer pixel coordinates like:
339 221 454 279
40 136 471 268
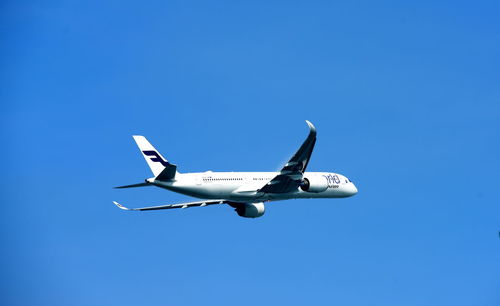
1 0 499 305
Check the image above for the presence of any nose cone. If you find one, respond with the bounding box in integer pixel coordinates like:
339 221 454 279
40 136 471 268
351 183 358 196
343 183 358 197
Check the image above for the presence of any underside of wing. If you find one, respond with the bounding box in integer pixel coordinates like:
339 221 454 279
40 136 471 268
259 174 301 193
112 199 228 211
259 120 317 194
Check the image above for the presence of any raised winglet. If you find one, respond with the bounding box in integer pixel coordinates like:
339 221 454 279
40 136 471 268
112 201 131 210
305 120 316 135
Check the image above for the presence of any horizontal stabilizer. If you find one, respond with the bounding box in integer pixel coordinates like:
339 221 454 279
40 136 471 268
114 182 151 189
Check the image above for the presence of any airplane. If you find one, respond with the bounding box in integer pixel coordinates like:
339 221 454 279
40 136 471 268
112 121 358 218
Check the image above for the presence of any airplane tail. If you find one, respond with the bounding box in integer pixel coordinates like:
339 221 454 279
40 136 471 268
132 135 178 180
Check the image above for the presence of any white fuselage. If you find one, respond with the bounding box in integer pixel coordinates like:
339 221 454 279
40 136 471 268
148 171 358 203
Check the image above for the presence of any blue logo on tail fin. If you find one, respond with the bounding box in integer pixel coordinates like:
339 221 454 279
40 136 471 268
142 150 169 167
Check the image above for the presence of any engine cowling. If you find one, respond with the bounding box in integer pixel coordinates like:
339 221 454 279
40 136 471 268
234 202 265 218
300 175 328 193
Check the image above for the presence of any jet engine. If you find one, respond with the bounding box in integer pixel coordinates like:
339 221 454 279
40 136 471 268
234 202 265 218
300 175 328 193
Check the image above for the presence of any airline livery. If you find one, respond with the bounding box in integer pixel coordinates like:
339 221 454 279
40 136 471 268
113 121 358 218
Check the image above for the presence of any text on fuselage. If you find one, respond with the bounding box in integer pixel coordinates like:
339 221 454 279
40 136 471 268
324 174 340 188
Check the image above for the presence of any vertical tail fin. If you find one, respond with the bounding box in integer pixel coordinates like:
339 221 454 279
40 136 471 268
132 135 177 180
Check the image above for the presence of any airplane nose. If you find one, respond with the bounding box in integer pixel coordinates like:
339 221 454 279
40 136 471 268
351 183 358 195
345 183 358 197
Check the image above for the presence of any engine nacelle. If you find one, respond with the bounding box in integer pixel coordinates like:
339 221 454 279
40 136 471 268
300 175 328 193
234 202 265 218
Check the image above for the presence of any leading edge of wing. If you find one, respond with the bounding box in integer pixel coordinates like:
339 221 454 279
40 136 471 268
112 200 228 211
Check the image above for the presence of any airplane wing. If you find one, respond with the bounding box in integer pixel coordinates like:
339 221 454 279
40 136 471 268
259 120 317 194
112 199 229 211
